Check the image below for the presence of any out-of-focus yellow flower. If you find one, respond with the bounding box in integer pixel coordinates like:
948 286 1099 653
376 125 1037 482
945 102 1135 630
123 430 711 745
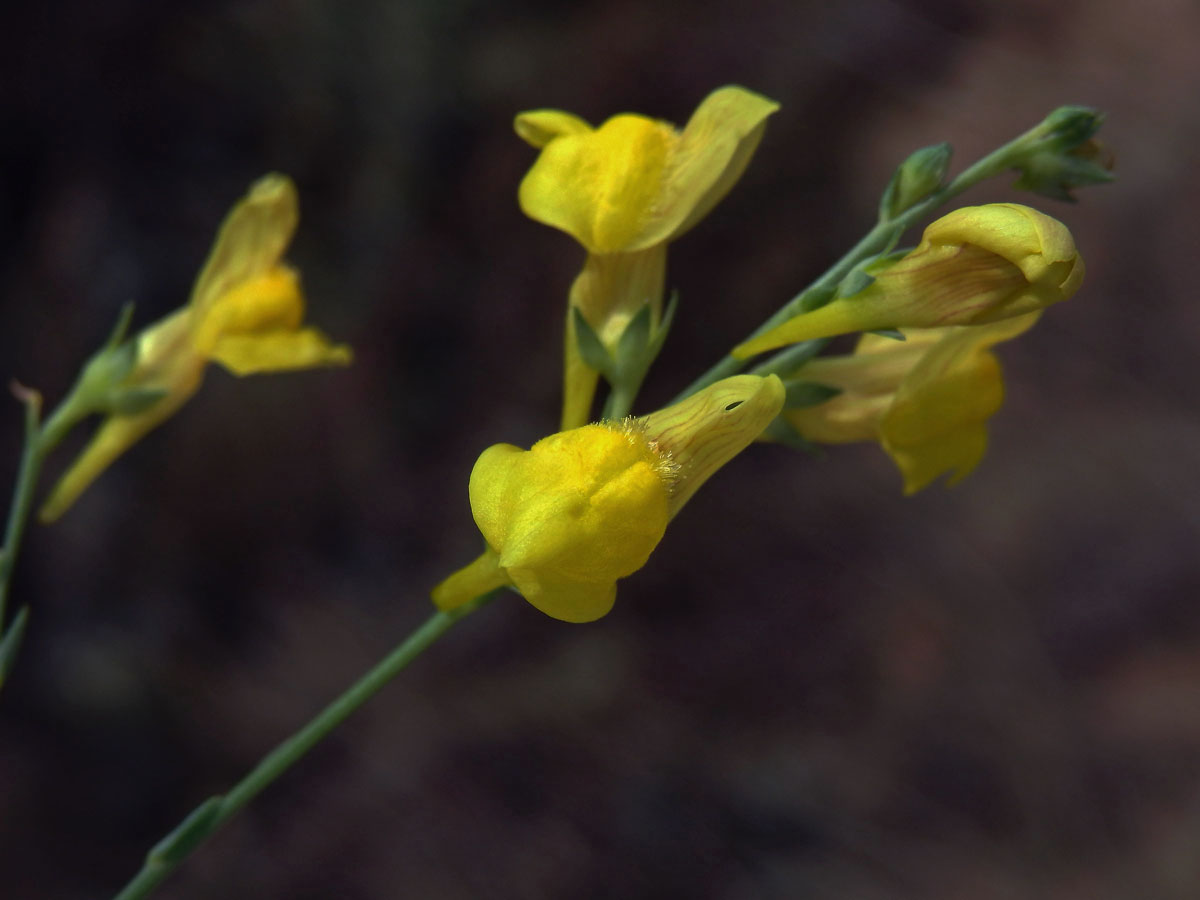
433 375 785 622
516 86 779 428
779 314 1038 494
39 174 351 522
734 203 1082 358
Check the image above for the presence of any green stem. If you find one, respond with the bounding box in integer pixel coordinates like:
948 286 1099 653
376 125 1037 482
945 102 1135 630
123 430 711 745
601 377 640 420
0 382 103 688
671 115 1047 402
0 389 44 632
111 594 495 900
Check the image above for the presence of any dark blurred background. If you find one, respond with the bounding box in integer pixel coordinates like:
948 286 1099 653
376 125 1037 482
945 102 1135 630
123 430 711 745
3 0 1198 897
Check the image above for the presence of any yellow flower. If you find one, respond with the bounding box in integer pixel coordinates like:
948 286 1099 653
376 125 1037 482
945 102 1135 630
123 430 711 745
515 86 779 428
39 174 351 522
734 203 1083 358
780 314 1038 494
433 375 785 622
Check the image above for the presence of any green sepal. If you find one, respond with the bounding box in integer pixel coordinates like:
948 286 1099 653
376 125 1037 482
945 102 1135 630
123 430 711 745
610 292 677 404
109 386 169 416
836 266 875 299
571 308 616 380
80 338 138 400
1009 106 1113 201
1037 105 1105 150
0 606 30 691
646 290 679 362
615 303 652 373
147 795 225 865
782 380 841 409
879 142 952 221
794 283 837 315
1011 153 1115 202
103 302 137 352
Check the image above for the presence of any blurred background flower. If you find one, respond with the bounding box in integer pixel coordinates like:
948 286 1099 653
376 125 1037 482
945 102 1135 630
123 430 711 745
1 1 1197 898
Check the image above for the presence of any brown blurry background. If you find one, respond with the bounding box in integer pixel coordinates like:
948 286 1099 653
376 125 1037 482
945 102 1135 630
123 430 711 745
2 0 1198 897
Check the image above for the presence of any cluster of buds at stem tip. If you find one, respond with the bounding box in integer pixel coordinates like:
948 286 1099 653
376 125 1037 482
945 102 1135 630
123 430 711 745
1009 105 1115 202
733 203 1083 358
432 375 785 623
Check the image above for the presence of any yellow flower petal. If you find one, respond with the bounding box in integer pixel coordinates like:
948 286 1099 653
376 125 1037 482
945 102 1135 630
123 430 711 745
517 86 778 254
467 442 526 551
209 328 352 376
887 423 989 495
465 424 671 622
925 202 1083 294
645 85 780 247
488 426 669 580
514 109 592 149
505 570 617 624
192 265 305 355
878 314 1038 491
777 313 1038 493
37 387 193 523
189 173 298 317
431 547 509 613
519 113 676 253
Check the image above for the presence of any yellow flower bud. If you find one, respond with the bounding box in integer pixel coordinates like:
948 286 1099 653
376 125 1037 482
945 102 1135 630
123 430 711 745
733 203 1083 358
778 314 1038 494
39 174 351 522
433 375 784 622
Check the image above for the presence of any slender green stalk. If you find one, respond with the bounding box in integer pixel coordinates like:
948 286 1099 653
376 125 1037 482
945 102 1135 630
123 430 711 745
0 387 44 631
0 382 104 688
601 378 640 420
671 116 1048 402
111 593 496 900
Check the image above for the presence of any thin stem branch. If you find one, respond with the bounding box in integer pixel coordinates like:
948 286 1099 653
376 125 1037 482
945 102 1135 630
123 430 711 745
0 381 101 688
0 387 45 631
111 593 495 900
